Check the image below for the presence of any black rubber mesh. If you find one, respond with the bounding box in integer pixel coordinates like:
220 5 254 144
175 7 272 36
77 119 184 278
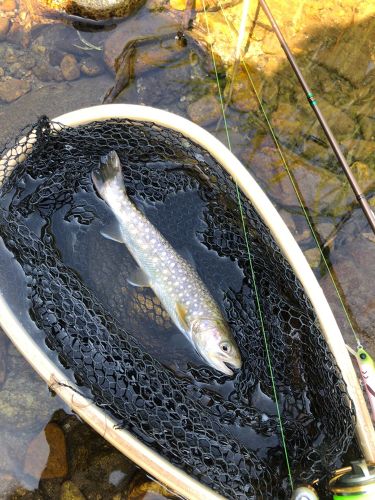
0 117 356 498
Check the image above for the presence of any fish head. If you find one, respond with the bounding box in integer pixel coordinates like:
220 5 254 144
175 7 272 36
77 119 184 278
191 318 242 376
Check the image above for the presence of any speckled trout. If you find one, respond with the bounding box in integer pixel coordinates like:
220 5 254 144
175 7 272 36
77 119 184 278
92 151 242 375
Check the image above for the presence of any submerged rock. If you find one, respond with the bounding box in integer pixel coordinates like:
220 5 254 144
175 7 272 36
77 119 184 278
241 135 345 215
80 57 104 77
187 94 221 126
60 480 86 500
24 422 68 480
0 77 31 103
128 473 178 499
0 329 7 388
40 0 146 19
60 54 81 81
0 18 10 40
224 65 263 113
304 247 321 269
0 344 56 431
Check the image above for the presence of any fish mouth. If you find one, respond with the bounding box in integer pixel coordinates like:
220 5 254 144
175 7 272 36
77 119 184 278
211 359 240 377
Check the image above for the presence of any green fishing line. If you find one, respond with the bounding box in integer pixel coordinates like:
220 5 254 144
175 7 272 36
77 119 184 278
201 0 294 489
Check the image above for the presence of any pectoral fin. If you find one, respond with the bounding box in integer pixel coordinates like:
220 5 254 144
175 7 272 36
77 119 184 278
175 302 189 331
100 220 124 244
127 267 151 288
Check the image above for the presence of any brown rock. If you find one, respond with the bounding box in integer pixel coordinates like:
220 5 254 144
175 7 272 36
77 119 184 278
33 60 63 81
304 247 321 269
128 476 176 499
0 329 8 388
225 66 263 113
241 136 344 214
187 95 221 126
60 54 80 81
80 57 103 77
0 78 31 103
60 481 86 500
103 11 177 71
0 0 16 11
0 18 10 40
24 422 68 480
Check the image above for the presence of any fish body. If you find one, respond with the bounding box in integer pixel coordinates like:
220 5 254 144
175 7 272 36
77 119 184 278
91 151 242 375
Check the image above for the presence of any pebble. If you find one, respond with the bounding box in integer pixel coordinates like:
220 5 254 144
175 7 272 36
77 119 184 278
0 77 31 103
24 422 68 480
0 0 16 11
60 480 86 500
0 18 10 40
187 95 221 126
225 66 263 113
60 54 81 81
80 57 104 77
0 330 7 388
128 475 177 499
304 247 321 268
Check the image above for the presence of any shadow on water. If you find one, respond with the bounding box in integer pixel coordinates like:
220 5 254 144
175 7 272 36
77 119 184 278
0 1 374 497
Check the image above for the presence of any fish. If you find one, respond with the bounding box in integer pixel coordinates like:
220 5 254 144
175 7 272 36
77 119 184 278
347 344 375 421
91 151 242 375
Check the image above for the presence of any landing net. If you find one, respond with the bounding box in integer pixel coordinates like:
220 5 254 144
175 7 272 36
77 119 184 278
0 117 356 498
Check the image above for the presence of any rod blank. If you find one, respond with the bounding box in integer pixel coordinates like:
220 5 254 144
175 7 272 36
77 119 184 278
259 0 375 235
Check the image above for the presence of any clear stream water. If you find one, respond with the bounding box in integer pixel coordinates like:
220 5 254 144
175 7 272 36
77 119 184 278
0 0 374 498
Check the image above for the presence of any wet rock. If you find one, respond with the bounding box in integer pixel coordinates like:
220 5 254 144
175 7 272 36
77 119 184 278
359 116 375 141
241 136 345 214
64 418 136 498
316 221 335 245
272 102 307 139
304 247 321 268
0 73 112 148
224 66 263 113
24 422 68 480
317 98 357 137
0 329 8 388
128 473 177 499
342 138 375 163
0 344 56 431
187 94 221 126
0 77 31 103
33 60 63 81
103 11 178 72
320 219 375 359
0 17 10 40
40 478 64 499
80 57 104 77
60 54 81 81
60 481 86 500
42 0 146 20
1 0 17 11
319 17 375 87
0 472 21 498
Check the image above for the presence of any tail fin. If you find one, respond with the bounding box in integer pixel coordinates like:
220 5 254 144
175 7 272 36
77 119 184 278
91 151 125 197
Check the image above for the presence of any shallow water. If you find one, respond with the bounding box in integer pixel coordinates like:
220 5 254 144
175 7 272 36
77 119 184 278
0 0 374 498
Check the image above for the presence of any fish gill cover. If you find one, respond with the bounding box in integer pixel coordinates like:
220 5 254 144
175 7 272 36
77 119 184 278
0 117 356 498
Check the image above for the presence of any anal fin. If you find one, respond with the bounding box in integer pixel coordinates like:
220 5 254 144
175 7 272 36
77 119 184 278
127 267 151 288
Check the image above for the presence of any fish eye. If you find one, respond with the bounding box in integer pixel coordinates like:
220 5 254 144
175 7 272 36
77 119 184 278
220 341 231 354
360 353 366 360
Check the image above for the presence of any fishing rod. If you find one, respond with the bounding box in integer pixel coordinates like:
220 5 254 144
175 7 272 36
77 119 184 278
258 0 375 236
